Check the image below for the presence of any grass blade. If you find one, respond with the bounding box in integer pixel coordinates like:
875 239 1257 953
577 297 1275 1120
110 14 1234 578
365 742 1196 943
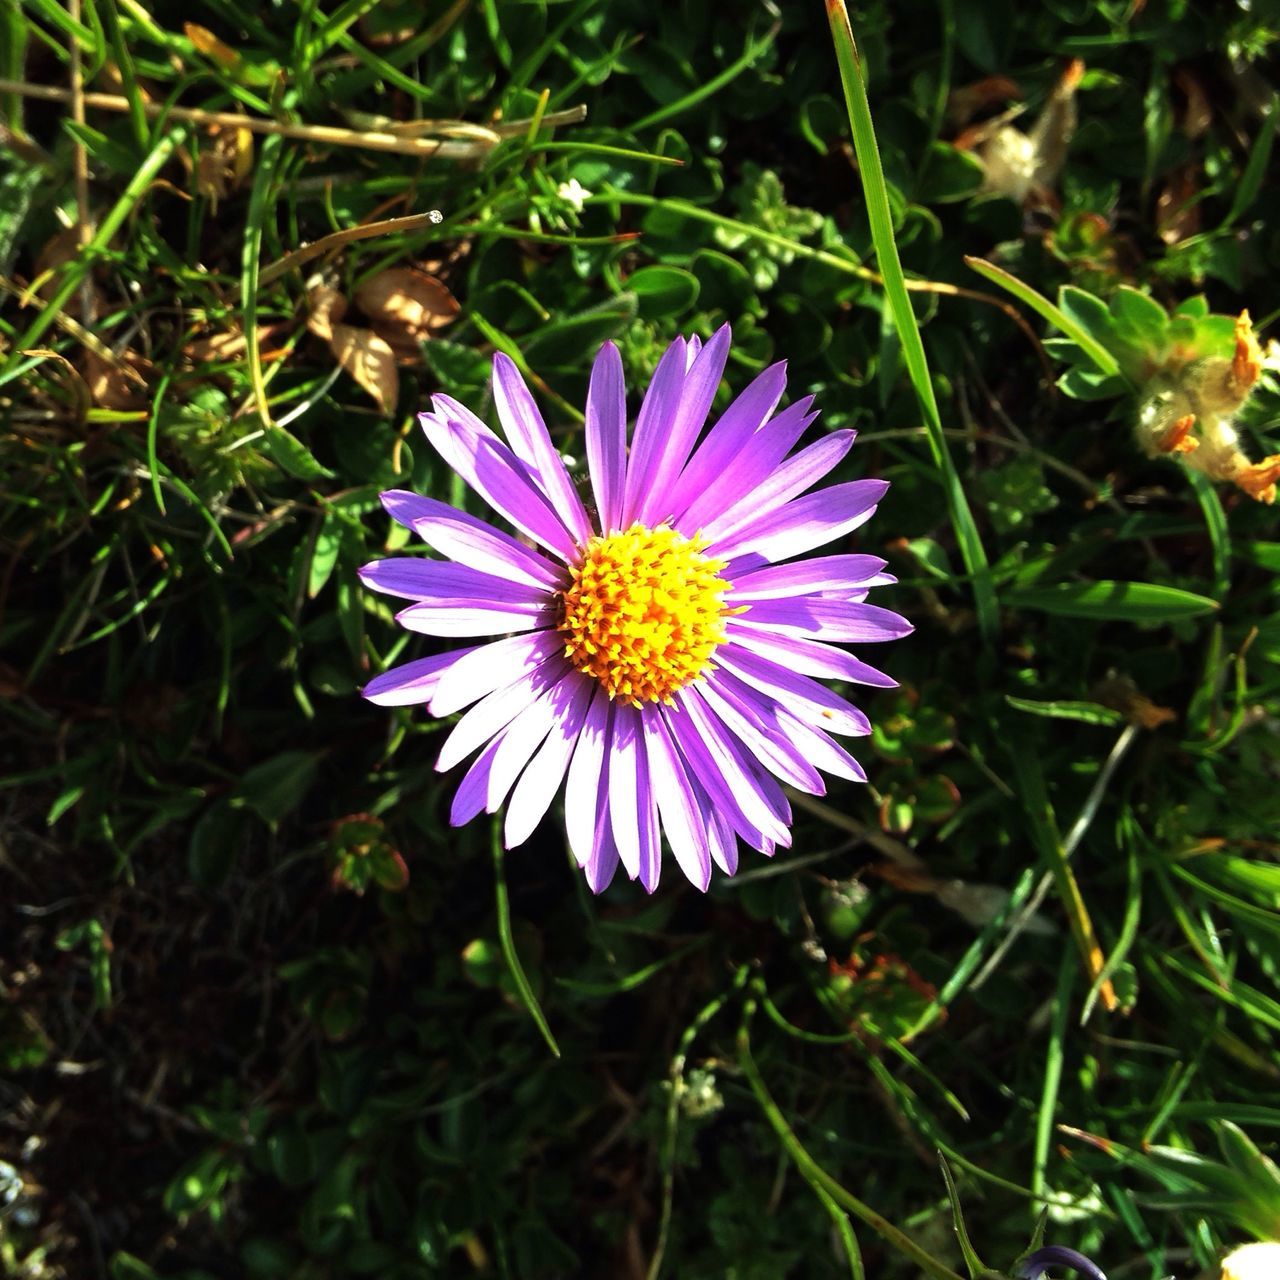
738 995 965 1280
1005 581 1220 622
965 256 1123 379
491 818 560 1058
827 0 996 640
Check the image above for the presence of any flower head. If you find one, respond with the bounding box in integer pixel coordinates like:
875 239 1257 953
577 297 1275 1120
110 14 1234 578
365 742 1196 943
1017 1245 1107 1280
360 326 910 892
1221 1243 1280 1280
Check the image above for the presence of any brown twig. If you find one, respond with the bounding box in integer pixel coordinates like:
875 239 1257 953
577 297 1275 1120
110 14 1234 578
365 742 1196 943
0 79 582 159
68 0 93 327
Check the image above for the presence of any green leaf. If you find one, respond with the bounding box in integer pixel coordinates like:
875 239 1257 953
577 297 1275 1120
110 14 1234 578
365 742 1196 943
1110 286 1169 351
1058 286 1119 351
1005 696 1126 726
61 120 142 176
261 427 335 482
231 751 321 826
188 797 253 890
1217 1122 1280 1196
1224 105 1279 228
1058 367 1129 400
307 513 343 599
965 257 1123 381
624 265 700 319
1005 581 1219 622
1241 541 1280 573
110 1254 162 1280
915 142 985 205
942 1146 988 1274
0 163 44 274
1173 294 1209 319
521 294 637 367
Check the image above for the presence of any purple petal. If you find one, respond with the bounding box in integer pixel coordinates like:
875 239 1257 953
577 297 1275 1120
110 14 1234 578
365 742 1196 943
584 806 621 893
619 337 687 527
359 558 550 604
395 599 554 638
714 668 867 784
420 407 579 561
449 731 507 827
668 688 792 849
563 688 611 868
1018 1247 1108 1280
703 431 858 547
491 353 593 545
363 647 479 706
710 477 887 565
477 686 569 816
633 325 731 526
379 490 563 590
436 658 573 772
585 341 627 535
698 674 825 794
430 630 566 717
726 620 898 687
505 676 596 847
676 397 816 535
714 647 871 737
641 705 712 891
664 362 787 521
725 554 888 598
606 704 645 880
636 782 662 892
735 598 913 644
705 805 738 877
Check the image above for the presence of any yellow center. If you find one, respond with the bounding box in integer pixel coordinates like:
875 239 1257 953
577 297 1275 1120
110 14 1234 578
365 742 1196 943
558 523 733 706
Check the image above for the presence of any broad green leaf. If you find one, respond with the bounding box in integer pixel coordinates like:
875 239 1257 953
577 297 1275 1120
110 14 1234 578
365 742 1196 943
231 751 321 826
625 265 700 319
262 427 335 482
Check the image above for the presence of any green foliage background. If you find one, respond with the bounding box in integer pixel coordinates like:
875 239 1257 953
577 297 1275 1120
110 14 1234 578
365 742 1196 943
2 1 1280 1277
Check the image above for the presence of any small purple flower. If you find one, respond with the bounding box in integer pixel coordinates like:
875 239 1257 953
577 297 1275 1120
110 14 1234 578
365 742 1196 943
1018 1246 1108 1280
360 325 910 892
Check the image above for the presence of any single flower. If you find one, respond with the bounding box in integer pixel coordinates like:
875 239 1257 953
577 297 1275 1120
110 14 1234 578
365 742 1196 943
1220 1242 1280 1280
1017 1245 1107 1280
360 326 910 892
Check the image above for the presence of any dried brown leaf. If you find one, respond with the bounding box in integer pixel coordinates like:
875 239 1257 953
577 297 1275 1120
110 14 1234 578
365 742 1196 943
32 226 87 302
1156 163 1202 244
96 62 155 102
83 348 149 411
354 266 459 356
184 23 241 70
305 285 349 341
19 348 92 423
327 324 399 413
1174 67 1213 140
185 322 287 364
193 126 254 202
946 76 1022 129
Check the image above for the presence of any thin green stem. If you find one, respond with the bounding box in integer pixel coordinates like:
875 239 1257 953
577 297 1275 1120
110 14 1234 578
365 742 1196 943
737 996 966 1280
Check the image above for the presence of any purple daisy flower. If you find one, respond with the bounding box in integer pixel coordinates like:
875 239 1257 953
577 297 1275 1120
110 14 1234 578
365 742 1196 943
360 324 911 893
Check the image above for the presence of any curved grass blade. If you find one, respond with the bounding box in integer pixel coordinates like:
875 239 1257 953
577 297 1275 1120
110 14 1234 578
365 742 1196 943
491 818 560 1058
738 995 966 1280
827 0 996 641
965 256 1123 380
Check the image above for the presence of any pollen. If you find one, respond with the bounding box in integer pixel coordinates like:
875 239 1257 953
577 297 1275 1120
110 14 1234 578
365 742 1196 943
558 523 735 706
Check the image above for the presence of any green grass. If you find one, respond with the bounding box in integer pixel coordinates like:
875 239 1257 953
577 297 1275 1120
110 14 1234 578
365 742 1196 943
3 1 1280 1278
